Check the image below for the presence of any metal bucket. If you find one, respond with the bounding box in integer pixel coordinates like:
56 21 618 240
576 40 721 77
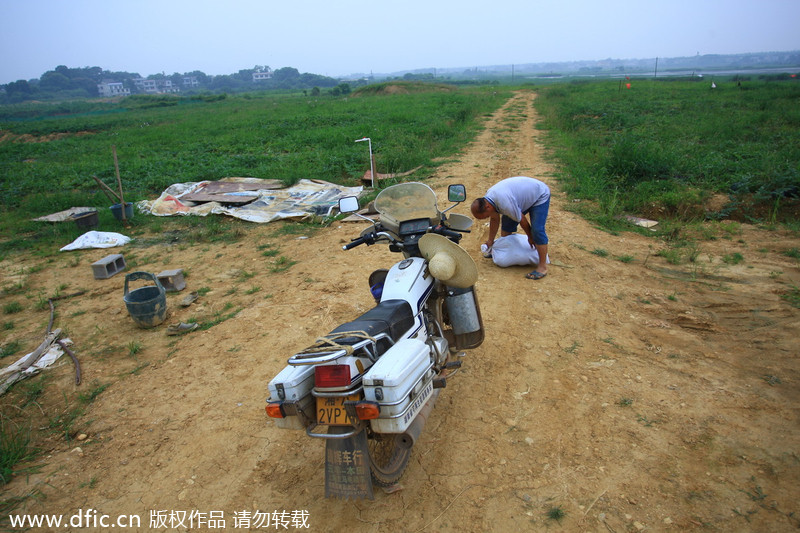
110 202 134 221
72 210 98 230
123 272 167 328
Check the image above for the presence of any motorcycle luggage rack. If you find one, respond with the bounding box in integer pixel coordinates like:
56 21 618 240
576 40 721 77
306 420 364 439
288 332 392 365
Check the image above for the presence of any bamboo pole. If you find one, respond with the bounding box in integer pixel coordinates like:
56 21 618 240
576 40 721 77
112 145 126 223
92 175 122 202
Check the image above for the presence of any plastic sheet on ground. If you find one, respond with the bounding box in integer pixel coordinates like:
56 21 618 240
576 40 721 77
137 178 363 224
33 207 98 222
0 340 70 396
60 231 131 251
0 342 68 380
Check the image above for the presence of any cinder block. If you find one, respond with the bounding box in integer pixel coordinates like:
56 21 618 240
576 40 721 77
157 268 186 292
92 253 126 279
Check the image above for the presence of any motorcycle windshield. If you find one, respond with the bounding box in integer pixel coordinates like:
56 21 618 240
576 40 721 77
374 182 439 224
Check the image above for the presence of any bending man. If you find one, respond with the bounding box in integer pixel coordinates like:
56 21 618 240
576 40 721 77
470 176 551 280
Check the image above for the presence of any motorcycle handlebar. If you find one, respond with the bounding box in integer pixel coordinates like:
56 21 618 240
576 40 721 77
343 226 463 251
433 225 463 241
342 235 369 250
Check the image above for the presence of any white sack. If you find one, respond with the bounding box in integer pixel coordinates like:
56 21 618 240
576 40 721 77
491 234 549 267
60 231 131 251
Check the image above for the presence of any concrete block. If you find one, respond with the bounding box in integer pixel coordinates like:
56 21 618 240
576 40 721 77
92 254 126 279
157 268 186 292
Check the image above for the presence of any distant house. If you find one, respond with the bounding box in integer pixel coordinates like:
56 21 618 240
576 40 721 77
134 78 158 93
183 76 199 87
252 70 273 82
97 81 130 97
134 78 180 94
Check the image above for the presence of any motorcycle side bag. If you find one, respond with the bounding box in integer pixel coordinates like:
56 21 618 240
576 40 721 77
268 364 316 430
363 338 434 434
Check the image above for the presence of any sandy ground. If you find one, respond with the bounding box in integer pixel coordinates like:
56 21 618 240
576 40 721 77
2 90 799 532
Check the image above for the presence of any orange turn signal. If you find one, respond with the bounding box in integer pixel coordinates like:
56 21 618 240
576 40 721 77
355 401 380 420
265 403 284 419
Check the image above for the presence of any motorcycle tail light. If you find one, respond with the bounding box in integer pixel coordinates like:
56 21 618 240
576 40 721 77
265 402 284 418
315 365 351 388
355 401 380 420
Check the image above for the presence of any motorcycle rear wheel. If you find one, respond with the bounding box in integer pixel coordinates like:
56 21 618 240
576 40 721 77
367 431 412 486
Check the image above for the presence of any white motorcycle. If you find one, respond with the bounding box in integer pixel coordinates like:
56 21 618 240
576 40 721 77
266 182 484 499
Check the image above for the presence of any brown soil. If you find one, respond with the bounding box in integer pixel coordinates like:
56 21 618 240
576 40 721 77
2 90 800 532
0 130 95 143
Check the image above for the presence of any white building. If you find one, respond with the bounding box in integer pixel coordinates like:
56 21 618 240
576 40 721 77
253 70 273 81
133 78 180 94
97 81 130 97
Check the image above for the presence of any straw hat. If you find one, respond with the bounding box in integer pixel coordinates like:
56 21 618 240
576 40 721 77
419 234 478 289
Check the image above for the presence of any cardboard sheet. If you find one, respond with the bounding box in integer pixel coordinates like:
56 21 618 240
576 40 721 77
138 178 363 223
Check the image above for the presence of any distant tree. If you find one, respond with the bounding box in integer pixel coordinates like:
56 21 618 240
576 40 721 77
299 72 338 88
4 79 34 102
5 79 32 95
52 65 103 81
310 86 320 96
208 74 248 91
185 70 209 85
71 76 99 96
39 71 71 91
236 68 256 82
273 67 300 82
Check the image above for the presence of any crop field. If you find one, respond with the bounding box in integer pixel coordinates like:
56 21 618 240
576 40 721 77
1 78 798 256
534 77 800 226
0 84 509 249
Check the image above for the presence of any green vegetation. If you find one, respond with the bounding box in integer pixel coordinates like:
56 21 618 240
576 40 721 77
0 85 507 253
722 252 745 265
0 420 38 484
0 341 21 359
782 285 800 308
0 65 344 104
546 505 566 522
535 78 800 226
2 302 23 315
3 78 798 256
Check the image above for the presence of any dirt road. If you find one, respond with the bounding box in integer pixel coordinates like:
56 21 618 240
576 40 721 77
3 90 800 532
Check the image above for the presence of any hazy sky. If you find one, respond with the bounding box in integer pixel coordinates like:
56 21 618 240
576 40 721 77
1 0 798 84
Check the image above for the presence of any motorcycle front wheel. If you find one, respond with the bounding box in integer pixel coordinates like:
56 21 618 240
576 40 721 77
367 431 412 486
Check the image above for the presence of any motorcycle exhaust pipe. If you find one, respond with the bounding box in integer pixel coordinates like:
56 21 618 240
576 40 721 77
399 389 440 448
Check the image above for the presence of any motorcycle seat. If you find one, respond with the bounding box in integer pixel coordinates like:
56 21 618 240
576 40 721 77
329 299 414 350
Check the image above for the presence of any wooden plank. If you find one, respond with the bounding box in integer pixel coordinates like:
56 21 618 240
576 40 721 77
179 193 257 204
198 180 283 194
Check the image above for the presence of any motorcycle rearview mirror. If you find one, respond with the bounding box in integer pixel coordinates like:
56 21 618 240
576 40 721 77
338 196 377 225
448 184 467 203
442 184 467 214
338 196 360 214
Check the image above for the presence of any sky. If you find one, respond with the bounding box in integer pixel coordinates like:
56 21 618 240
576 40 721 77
1 0 799 84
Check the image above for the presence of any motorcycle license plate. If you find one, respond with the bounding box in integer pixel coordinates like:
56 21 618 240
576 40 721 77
317 394 359 425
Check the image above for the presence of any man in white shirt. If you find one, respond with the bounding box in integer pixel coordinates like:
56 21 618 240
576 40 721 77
470 176 551 280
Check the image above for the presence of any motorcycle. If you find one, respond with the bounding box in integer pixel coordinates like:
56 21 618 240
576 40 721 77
265 182 484 499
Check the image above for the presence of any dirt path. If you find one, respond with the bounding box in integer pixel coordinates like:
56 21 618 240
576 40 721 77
3 90 800 532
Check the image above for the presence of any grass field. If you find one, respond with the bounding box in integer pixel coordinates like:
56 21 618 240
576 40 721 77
1 78 799 255
534 77 800 226
0 84 509 252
